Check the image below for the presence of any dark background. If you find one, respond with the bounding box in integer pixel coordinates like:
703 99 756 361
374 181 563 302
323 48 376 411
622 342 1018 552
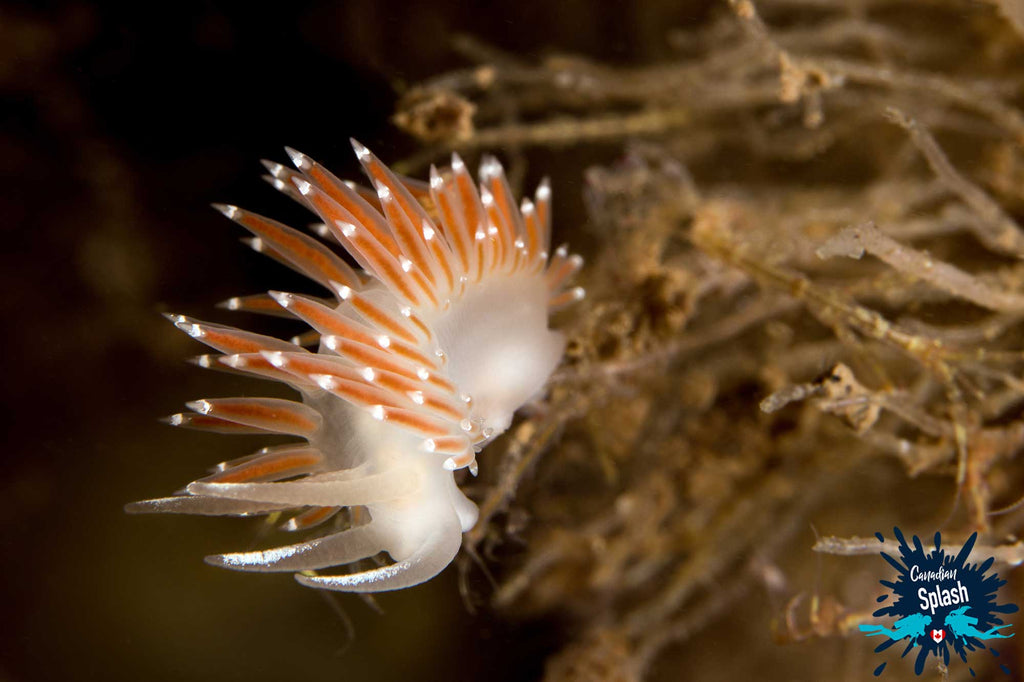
0 2 705 681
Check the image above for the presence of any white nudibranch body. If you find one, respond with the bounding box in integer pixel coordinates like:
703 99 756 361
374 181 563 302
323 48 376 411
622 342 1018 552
128 141 583 592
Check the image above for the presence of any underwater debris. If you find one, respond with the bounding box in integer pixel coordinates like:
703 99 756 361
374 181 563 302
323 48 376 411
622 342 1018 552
391 0 1024 678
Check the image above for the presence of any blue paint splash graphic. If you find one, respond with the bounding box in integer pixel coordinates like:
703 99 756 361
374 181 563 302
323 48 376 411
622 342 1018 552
859 528 1017 676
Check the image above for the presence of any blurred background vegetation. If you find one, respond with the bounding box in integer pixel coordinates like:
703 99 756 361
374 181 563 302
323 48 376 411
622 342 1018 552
2 1 1022 680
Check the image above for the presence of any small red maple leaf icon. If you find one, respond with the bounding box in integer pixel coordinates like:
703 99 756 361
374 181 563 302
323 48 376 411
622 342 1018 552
931 629 945 643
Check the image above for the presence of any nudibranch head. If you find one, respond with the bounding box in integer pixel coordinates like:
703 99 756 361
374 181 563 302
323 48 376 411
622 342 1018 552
128 141 583 592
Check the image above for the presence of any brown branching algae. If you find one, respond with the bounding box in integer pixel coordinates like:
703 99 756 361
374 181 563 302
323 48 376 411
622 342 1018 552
386 0 1024 679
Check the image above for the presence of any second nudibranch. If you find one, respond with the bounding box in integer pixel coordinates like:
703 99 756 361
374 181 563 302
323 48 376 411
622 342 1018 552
128 141 584 592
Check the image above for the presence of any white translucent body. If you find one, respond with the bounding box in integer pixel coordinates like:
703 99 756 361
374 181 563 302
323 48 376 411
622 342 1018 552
283 273 563 589
427 272 566 437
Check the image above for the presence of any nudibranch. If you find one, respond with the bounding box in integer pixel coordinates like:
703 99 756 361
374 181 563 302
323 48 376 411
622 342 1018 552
128 141 583 592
